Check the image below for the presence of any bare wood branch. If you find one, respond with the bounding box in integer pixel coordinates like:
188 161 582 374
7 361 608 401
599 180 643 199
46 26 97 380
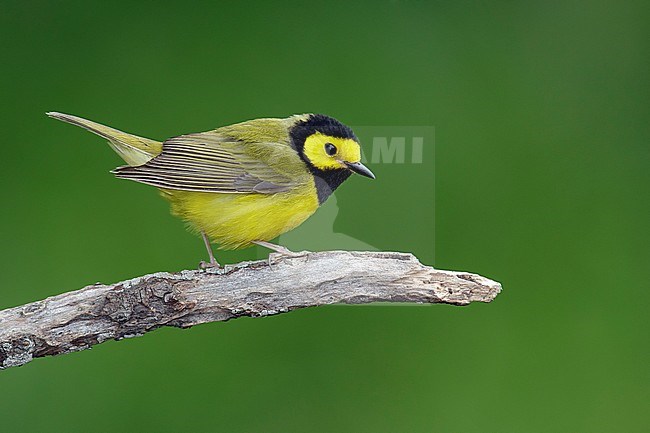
0 251 502 370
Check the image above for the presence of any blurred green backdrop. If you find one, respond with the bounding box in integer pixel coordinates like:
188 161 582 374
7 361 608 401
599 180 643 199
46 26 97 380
1 1 648 432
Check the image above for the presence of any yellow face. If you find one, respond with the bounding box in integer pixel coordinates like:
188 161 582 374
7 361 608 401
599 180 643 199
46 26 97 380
302 132 362 170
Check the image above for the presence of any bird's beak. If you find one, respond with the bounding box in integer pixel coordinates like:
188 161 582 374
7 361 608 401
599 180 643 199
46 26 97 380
344 161 375 179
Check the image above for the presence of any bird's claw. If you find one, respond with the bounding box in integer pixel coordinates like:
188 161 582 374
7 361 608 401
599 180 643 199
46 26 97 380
199 260 220 270
270 247 306 258
252 240 309 269
266 249 311 269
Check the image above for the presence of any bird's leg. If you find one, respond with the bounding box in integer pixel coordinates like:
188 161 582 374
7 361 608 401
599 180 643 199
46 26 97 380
199 231 220 269
253 240 307 258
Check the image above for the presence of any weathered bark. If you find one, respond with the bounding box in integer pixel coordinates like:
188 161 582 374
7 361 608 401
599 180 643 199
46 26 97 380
0 251 502 370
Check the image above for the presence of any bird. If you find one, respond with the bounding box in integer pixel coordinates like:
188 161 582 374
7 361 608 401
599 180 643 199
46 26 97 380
47 112 375 268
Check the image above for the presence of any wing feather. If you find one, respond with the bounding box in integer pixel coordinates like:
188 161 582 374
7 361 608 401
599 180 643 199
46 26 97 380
112 127 307 194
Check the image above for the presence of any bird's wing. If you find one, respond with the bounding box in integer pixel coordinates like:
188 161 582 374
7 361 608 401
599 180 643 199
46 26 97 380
112 131 308 193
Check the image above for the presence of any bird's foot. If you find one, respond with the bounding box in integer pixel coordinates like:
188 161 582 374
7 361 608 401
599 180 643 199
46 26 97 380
253 241 310 269
199 259 220 270
199 231 220 270
253 241 308 258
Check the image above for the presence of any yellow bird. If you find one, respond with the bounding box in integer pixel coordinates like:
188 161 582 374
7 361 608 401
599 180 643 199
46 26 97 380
47 112 375 267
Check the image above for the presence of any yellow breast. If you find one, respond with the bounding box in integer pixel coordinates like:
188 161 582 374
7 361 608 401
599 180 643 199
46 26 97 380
160 183 319 250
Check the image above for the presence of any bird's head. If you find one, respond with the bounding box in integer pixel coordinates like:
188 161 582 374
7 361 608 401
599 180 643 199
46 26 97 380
289 114 375 179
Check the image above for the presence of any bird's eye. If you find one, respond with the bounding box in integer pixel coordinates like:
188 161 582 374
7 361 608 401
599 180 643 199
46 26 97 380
325 143 337 156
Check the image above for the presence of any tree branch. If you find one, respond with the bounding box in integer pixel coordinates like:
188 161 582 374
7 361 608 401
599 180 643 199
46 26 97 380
0 251 502 370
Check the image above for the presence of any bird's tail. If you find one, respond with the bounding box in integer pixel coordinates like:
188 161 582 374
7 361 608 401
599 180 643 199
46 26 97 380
46 112 163 166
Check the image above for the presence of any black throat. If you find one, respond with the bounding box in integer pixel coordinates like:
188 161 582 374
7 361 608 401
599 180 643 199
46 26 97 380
289 114 357 204
310 167 352 204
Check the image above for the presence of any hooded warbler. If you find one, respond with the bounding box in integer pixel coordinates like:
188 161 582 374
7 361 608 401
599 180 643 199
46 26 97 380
47 112 375 267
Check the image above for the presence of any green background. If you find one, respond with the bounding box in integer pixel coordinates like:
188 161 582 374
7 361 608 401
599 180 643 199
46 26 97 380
1 1 648 432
